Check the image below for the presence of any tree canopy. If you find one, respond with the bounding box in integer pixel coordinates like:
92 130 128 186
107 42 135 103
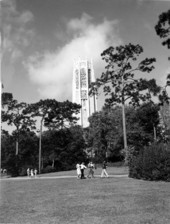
24 99 81 130
155 9 170 50
2 99 36 155
90 43 158 107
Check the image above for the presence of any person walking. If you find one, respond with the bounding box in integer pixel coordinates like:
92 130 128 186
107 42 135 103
101 161 109 178
87 162 95 178
27 168 30 177
76 163 81 179
80 162 87 179
34 168 38 177
30 169 34 177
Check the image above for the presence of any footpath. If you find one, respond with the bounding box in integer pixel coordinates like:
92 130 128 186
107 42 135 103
0 174 128 181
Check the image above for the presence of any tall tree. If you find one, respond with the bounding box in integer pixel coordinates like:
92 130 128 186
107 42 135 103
90 43 157 160
2 99 35 155
1 130 39 176
24 99 81 173
136 102 160 141
88 107 123 162
40 127 87 171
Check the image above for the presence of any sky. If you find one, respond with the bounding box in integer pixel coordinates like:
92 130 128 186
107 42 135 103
1 0 170 110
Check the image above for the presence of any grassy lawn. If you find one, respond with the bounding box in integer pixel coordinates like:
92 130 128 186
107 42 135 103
0 167 170 224
39 165 129 177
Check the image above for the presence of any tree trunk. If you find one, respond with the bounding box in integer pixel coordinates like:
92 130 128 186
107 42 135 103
121 74 128 163
41 157 43 169
52 159 54 168
153 125 157 141
16 140 19 155
39 119 43 174
122 103 127 149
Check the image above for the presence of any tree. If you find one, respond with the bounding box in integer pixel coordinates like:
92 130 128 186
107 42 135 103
155 9 170 52
2 99 36 155
44 100 81 128
136 102 160 141
159 102 170 142
40 126 87 171
125 106 152 148
90 43 157 160
158 74 170 142
24 99 81 173
1 92 13 106
88 107 123 162
1 130 39 176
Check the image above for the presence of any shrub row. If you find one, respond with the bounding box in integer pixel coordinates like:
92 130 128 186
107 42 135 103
128 143 170 181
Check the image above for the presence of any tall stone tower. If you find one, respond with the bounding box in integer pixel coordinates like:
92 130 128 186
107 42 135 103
72 59 97 127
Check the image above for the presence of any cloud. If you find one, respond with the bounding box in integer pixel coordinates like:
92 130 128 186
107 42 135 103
25 13 122 101
2 0 34 62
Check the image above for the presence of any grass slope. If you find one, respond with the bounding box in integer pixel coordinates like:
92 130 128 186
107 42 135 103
0 167 170 224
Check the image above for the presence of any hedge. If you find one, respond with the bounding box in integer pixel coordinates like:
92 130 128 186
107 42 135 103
128 143 170 181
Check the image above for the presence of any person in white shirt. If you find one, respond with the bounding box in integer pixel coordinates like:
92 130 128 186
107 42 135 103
27 168 30 177
80 162 87 179
76 163 81 179
30 169 34 177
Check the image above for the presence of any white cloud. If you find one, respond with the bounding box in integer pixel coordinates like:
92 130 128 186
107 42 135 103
2 0 34 62
25 13 122 101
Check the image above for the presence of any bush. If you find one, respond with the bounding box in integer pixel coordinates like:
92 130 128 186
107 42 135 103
41 166 56 174
129 143 170 181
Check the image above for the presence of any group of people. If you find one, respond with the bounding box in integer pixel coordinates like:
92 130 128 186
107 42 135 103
76 162 87 179
76 161 109 179
27 168 38 177
1 168 7 175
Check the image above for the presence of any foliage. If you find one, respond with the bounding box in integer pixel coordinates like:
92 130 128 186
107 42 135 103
155 9 170 50
159 102 170 142
2 100 35 130
158 74 170 106
1 92 13 106
89 43 160 160
136 102 160 137
45 100 81 128
1 98 84 176
1 99 36 155
90 43 158 107
1 126 88 176
129 143 170 181
23 99 81 173
41 165 56 174
38 126 87 171
159 103 170 130
1 131 38 176
158 88 170 106
125 106 153 147
88 107 124 162
87 103 161 162
1 132 17 176
24 99 81 130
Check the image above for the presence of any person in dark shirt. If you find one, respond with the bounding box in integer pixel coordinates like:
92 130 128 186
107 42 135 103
101 161 109 178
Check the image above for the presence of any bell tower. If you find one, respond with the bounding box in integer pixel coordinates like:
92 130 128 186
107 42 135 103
72 59 97 127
